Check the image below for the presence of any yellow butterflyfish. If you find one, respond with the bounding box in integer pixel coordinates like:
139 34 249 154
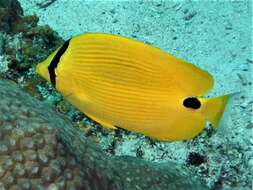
36 33 229 141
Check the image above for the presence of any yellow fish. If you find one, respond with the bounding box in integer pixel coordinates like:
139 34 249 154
36 33 229 141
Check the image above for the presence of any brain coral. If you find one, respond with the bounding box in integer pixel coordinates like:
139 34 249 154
0 125 84 189
0 79 206 190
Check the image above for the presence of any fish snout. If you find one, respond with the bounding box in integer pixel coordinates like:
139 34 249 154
36 62 51 82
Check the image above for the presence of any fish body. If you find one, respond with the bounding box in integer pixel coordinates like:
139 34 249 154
36 33 228 141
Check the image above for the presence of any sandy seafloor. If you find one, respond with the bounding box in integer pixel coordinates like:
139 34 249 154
17 0 252 189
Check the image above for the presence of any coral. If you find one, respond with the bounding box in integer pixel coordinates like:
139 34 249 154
0 0 63 86
0 126 84 189
0 0 63 105
0 55 9 73
0 79 207 189
0 0 23 33
4 22 63 73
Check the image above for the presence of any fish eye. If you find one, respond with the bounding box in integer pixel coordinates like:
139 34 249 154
183 97 201 109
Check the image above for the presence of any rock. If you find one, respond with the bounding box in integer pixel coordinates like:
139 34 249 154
183 11 197 21
0 0 63 76
0 125 85 189
0 0 23 33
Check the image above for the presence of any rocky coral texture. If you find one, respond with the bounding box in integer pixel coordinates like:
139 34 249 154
0 0 63 90
0 0 23 33
0 126 84 189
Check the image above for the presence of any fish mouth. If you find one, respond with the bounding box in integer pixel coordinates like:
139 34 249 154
35 63 41 74
35 62 51 82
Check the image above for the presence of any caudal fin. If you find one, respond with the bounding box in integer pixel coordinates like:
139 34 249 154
200 94 234 128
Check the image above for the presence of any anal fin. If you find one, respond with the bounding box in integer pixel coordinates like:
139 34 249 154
85 112 117 129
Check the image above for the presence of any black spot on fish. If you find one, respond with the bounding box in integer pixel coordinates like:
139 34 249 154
48 39 70 87
183 97 201 109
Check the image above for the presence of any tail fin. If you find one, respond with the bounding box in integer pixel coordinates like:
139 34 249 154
200 93 237 128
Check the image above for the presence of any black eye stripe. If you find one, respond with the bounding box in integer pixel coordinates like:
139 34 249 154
48 39 70 87
183 97 201 109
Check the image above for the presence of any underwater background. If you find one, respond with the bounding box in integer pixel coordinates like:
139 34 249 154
0 0 252 189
